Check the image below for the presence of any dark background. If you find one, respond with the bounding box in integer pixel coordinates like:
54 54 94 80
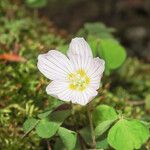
41 0 150 61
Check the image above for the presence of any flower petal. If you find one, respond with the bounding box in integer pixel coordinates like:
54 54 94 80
37 50 74 80
87 57 105 90
46 80 70 101
88 57 105 77
70 87 98 105
46 81 98 105
67 37 93 59
69 54 93 71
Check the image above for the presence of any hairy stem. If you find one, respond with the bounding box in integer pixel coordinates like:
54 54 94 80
87 103 96 149
70 101 74 115
47 140 51 150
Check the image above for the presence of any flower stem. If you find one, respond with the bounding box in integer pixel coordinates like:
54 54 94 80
87 103 96 149
46 140 51 150
70 101 74 115
70 102 76 128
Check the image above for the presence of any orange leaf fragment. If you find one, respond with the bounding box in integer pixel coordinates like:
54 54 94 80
0 53 26 62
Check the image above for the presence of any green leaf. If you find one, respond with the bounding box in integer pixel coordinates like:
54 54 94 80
107 119 150 150
57 44 68 54
36 110 70 138
49 99 64 109
98 39 126 71
79 127 92 145
54 138 66 150
93 105 118 126
38 110 52 119
50 110 71 124
35 118 59 138
82 22 115 39
58 127 77 150
140 121 150 128
95 119 116 138
87 36 99 57
25 0 48 8
23 117 38 133
96 139 109 149
37 100 63 119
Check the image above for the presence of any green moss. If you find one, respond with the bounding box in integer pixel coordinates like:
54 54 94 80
0 0 150 149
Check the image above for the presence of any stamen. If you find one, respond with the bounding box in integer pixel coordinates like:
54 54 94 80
68 69 90 91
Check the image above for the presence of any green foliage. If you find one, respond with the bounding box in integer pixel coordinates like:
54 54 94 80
93 105 118 126
98 39 127 72
23 109 71 138
79 127 92 145
35 118 59 138
0 1 150 150
50 110 71 124
87 36 98 57
38 110 52 119
95 119 116 138
54 138 66 150
25 0 48 8
96 139 109 149
37 100 63 119
23 117 38 133
78 22 127 74
57 44 68 54
92 105 150 149
58 127 77 150
78 22 115 39
93 105 118 138
107 119 150 150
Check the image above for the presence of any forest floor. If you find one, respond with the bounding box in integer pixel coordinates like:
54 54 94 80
0 0 150 149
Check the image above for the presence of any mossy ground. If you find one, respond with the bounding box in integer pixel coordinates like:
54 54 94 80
0 0 150 149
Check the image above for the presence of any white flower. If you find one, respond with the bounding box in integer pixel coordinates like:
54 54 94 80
37 37 105 105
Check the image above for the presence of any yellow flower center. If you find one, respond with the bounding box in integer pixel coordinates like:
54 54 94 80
68 69 90 91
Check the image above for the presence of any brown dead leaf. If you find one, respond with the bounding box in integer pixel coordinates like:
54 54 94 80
0 53 26 62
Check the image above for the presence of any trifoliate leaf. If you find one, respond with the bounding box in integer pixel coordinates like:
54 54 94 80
93 105 118 126
83 22 115 39
35 118 59 138
98 39 126 71
107 119 150 150
58 127 77 150
36 110 70 138
95 119 116 138
23 117 38 133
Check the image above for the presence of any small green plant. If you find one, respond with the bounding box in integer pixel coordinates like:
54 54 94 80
78 22 127 75
23 38 149 150
1 1 150 149
23 102 150 150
